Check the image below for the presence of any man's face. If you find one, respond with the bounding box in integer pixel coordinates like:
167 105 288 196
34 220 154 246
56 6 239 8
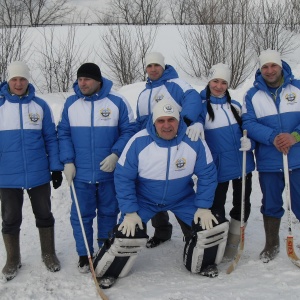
260 63 283 88
78 77 101 96
8 77 29 96
146 63 164 81
154 116 179 140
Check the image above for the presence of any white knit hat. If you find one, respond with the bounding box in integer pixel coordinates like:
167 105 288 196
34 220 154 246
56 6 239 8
145 52 165 69
152 99 179 123
259 49 282 69
7 61 30 82
208 63 231 84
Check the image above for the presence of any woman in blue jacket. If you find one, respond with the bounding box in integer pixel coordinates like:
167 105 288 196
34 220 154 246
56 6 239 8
200 63 255 260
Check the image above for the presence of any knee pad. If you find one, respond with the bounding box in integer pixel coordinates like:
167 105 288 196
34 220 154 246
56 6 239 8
93 223 148 278
184 215 229 274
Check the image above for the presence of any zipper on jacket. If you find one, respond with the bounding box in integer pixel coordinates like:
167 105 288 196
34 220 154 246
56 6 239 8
91 100 96 183
147 84 153 116
19 102 28 187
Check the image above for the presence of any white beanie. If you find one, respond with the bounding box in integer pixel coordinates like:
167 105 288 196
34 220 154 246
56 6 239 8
208 63 231 84
145 52 165 69
7 61 30 82
152 99 179 124
259 49 282 69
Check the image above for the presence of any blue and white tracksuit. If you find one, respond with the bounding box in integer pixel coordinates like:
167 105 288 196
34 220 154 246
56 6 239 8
0 82 62 188
199 89 255 221
242 61 300 219
57 77 136 255
114 116 217 227
136 64 202 130
0 81 63 233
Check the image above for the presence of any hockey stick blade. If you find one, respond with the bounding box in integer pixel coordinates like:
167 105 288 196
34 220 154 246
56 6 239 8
286 236 300 268
226 225 245 274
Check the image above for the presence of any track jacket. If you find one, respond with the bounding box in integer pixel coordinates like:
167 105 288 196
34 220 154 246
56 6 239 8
200 89 255 182
0 82 62 188
57 77 136 183
242 61 300 172
136 64 202 130
114 116 217 215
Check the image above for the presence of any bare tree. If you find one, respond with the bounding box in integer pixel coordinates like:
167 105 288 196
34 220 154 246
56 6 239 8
95 0 165 24
249 0 299 57
167 0 194 24
34 26 93 93
0 0 24 26
178 0 255 88
0 27 28 81
99 24 157 86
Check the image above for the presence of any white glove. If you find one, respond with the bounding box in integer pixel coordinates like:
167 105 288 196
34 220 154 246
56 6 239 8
186 123 204 141
194 208 218 230
64 163 76 186
118 212 143 237
239 136 251 151
100 153 119 172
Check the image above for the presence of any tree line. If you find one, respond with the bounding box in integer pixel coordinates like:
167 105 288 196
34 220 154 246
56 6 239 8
0 0 299 92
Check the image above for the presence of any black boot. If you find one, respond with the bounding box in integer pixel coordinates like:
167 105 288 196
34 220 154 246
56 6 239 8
39 227 61 272
260 216 281 263
2 233 22 281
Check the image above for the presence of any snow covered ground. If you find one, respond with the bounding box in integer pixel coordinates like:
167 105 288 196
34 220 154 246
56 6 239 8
1 80 300 300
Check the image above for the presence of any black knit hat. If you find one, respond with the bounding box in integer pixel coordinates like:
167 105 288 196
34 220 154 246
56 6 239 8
77 63 102 82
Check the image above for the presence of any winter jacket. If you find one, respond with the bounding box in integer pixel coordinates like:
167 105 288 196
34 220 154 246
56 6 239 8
114 115 217 214
0 82 62 189
199 89 255 182
136 64 202 130
58 77 136 183
242 61 300 172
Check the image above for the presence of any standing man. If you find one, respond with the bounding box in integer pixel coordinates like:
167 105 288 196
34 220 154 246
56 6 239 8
58 63 136 273
242 49 300 263
0 61 63 281
137 52 204 248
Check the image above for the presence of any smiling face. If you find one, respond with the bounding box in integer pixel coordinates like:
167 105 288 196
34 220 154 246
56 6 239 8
78 77 101 96
209 78 228 97
260 63 283 88
8 77 29 96
146 63 164 81
154 116 179 140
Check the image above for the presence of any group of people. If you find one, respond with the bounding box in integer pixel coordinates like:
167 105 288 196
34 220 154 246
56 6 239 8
0 49 299 289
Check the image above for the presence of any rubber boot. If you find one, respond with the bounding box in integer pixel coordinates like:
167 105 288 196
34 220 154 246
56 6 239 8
2 233 22 281
39 227 61 272
223 218 241 262
259 216 281 263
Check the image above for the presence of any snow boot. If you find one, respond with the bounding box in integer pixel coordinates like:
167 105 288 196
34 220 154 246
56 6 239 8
260 216 281 263
39 227 61 272
223 218 242 262
146 236 170 248
199 264 218 278
2 233 21 281
78 255 90 273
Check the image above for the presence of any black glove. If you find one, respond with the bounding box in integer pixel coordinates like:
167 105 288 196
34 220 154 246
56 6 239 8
51 171 63 189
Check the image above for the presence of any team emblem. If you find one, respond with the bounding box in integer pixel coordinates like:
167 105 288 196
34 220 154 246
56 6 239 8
29 113 40 123
100 108 111 118
163 104 175 114
175 158 186 169
285 93 296 103
154 94 164 103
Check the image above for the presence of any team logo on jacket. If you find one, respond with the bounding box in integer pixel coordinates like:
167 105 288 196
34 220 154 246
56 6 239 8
154 94 164 103
175 158 186 170
29 113 40 123
100 108 111 118
285 93 296 103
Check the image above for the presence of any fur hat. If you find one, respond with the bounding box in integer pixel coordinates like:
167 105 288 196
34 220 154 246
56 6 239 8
145 52 165 69
259 49 282 69
77 63 102 82
208 63 231 84
152 99 179 123
7 61 30 82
